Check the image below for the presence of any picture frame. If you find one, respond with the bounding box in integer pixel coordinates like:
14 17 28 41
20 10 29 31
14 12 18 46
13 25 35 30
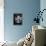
13 13 22 25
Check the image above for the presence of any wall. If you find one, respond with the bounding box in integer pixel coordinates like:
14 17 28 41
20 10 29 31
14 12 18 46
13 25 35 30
0 0 4 42
40 0 46 26
4 0 40 42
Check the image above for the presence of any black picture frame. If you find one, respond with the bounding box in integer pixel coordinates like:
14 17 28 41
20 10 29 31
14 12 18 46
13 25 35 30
13 13 22 25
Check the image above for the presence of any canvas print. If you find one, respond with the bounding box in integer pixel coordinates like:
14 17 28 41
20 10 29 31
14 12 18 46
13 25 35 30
13 13 22 25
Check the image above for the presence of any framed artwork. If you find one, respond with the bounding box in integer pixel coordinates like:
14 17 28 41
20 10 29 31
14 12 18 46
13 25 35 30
13 13 22 25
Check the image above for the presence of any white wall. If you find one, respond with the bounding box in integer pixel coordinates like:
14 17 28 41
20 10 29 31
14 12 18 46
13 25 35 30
0 0 4 42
